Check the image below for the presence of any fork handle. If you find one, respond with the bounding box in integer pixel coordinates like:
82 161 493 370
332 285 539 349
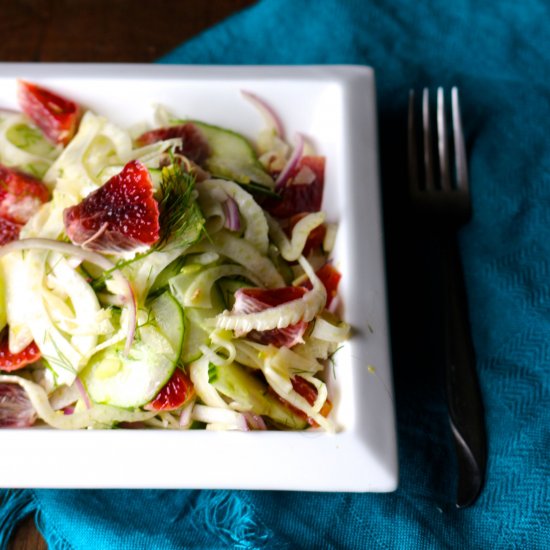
443 236 487 508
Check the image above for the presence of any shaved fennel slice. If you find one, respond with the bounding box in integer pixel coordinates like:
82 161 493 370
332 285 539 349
199 179 269 254
293 337 339 362
198 190 225 234
20 191 74 241
311 316 350 343
216 255 326 334
179 264 262 309
209 230 284 288
97 138 182 186
44 111 132 199
233 340 271 370
192 404 248 431
271 345 325 376
121 247 184 305
188 356 228 409
48 254 101 355
299 374 329 414
0 112 60 176
0 239 137 358
1 252 35 353
199 329 237 368
209 329 237 365
262 362 334 432
323 223 338 253
4 250 87 383
0 375 156 429
267 211 325 261
153 104 178 127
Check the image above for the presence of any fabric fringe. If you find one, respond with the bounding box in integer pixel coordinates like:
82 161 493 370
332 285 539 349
193 490 272 549
34 507 72 550
0 489 37 550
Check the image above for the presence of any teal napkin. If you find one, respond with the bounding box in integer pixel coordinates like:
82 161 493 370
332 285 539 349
2 0 550 548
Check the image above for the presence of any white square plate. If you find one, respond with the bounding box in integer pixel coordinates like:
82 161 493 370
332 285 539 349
0 64 397 491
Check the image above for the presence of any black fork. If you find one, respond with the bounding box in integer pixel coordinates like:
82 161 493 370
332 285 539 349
408 87 487 508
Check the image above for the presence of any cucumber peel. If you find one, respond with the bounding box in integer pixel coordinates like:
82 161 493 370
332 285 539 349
212 362 308 430
80 292 184 408
188 120 274 188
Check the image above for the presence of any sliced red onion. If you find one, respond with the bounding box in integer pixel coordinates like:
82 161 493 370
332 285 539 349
243 412 267 431
275 133 304 191
0 238 137 354
235 412 250 432
74 377 92 410
241 90 285 138
63 406 75 415
222 197 241 232
0 383 37 427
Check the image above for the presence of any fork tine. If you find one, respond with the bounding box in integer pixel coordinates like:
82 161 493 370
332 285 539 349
422 88 435 190
408 90 419 194
451 87 469 192
437 87 452 190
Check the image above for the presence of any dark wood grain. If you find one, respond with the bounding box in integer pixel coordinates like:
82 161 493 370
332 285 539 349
8 515 45 550
0 0 256 62
1 2 256 547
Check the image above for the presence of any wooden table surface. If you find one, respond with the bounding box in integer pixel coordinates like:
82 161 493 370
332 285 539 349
0 1 256 548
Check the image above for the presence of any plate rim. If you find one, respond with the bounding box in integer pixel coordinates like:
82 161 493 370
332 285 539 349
0 63 397 492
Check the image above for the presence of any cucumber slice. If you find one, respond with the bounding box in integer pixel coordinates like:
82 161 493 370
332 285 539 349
189 121 274 188
150 291 185 355
180 307 214 364
212 362 308 430
148 255 186 299
81 292 184 408
180 287 225 364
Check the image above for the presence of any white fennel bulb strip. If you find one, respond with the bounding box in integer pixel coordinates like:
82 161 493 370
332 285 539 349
271 345 325 376
1 251 35 353
199 179 269 254
209 230 284 288
180 264 262 309
48 254 101 356
262 362 334 432
267 211 325 261
0 375 156 429
311 316 350 343
323 223 338 253
188 356 228 409
216 255 326 334
192 404 249 431
0 239 137 356
0 112 60 176
199 344 232 368
209 330 237 366
44 111 132 199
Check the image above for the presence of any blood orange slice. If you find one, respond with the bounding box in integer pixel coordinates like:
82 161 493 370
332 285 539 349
63 160 160 252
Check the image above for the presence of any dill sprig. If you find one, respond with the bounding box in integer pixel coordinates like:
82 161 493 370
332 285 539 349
154 162 205 251
90 162 206 291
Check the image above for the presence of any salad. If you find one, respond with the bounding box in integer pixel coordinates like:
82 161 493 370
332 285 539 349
0 81 349 432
